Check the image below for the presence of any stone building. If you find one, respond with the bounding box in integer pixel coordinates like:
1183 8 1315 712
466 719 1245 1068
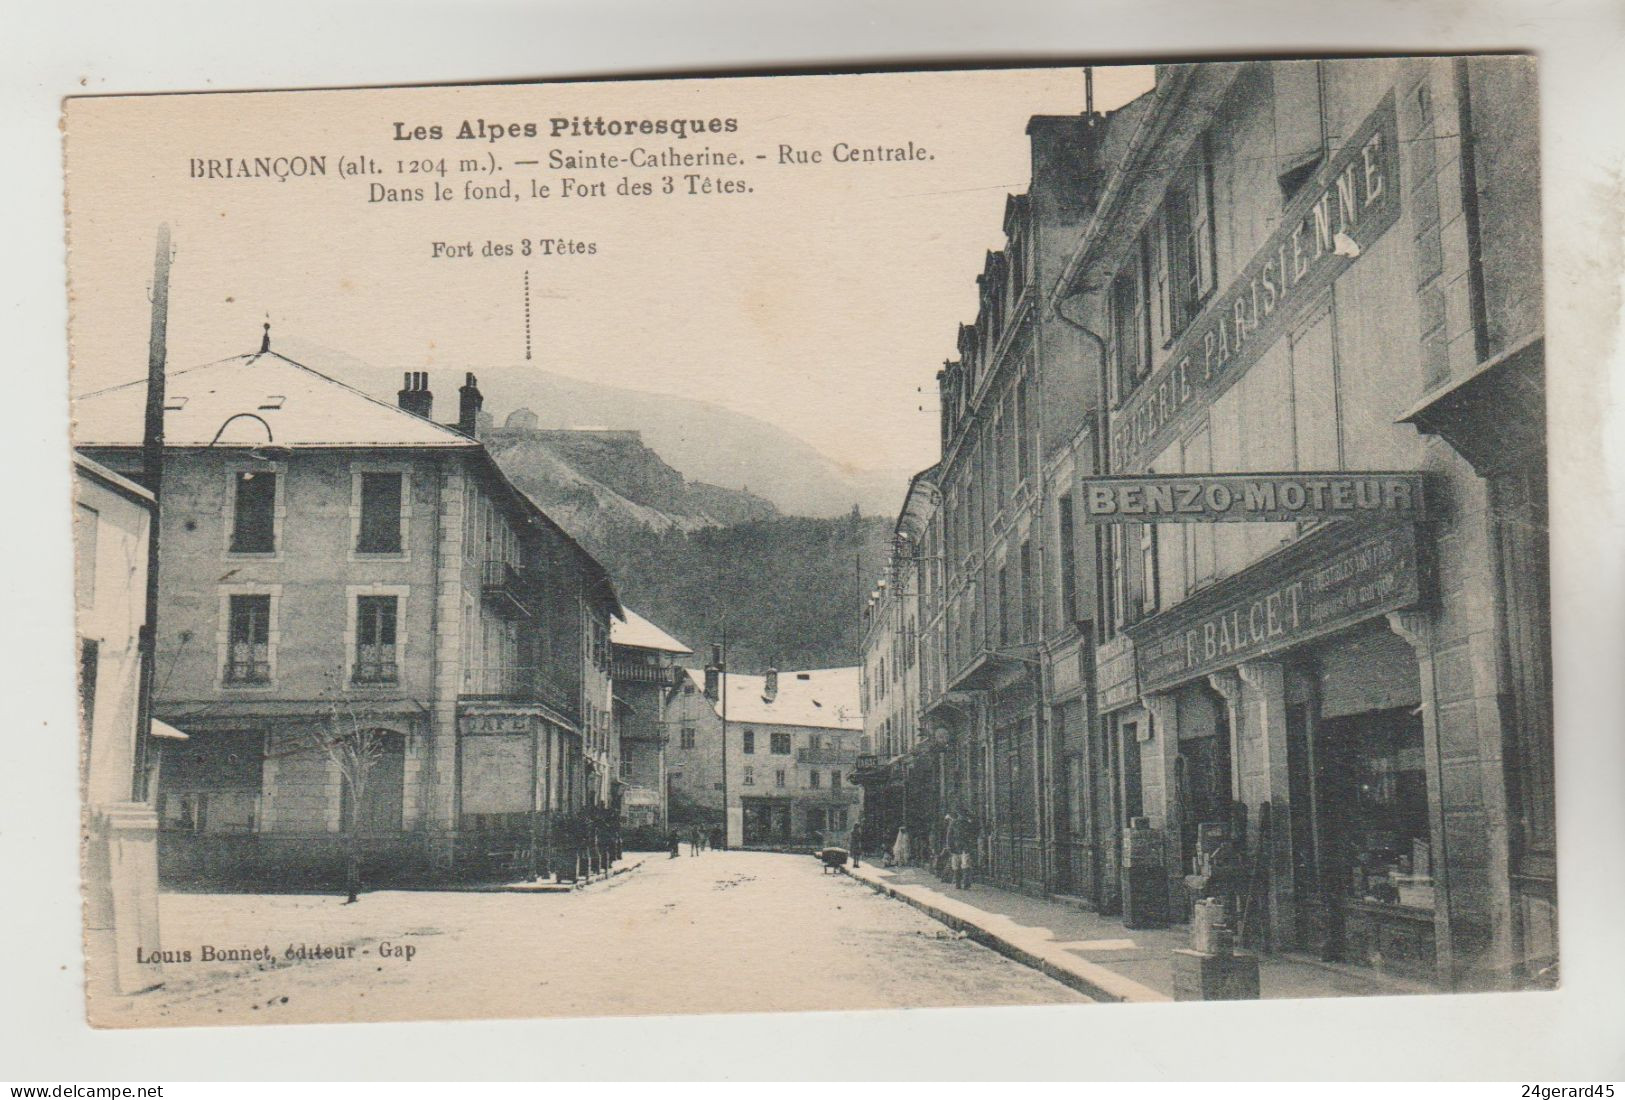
667 663 863 848
1050 58 1550 989
914 112 1110 894
610 607 692 831
73 342 620 886
855 467 939 855
888 57 1550 992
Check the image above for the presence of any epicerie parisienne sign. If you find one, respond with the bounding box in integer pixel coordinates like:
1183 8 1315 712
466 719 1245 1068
1111 94 1401 469
1079 472 1427 523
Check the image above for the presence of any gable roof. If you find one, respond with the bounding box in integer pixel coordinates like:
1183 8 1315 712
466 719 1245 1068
74 344 622 619
72 350 478 449
611 608 692 655
681 666 862 731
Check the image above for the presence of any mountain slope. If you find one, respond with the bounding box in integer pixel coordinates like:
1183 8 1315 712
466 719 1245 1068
269 338 909 518
482 424 777 541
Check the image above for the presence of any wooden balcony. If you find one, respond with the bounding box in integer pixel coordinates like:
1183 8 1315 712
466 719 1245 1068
610 660 678 687
480 560 535 620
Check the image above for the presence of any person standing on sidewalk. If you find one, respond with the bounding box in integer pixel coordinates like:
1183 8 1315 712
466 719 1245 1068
952 812 978 890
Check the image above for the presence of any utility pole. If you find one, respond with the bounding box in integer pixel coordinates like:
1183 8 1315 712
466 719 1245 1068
717 633 728 849
133 224 171 801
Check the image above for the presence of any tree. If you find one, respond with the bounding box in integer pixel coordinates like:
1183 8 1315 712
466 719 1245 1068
302 686 393 904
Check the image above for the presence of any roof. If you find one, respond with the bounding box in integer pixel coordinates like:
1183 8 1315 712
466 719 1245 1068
75 342 622 619
73 453 155 505
681 666 862 731
72 350 479 450
611 608 692 655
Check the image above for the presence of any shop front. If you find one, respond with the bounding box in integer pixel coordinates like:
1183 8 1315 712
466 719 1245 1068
1124 520 1447 981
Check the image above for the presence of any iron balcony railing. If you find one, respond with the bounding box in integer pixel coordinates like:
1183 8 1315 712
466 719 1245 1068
460 666 580 722
797 746 859 766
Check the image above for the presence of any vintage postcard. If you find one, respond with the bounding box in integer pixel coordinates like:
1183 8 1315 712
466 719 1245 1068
64 57 1554 1029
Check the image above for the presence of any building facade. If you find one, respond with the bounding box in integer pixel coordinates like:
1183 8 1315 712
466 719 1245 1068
610 608 692 831
75 455 165 997
855 468 939 853
74 346 621 887
888 58 1551 992
909 113 1109 894
1056 57 1549 991
667 664 863 848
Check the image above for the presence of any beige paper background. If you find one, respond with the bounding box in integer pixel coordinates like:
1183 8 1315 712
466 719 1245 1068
65 67 1151 485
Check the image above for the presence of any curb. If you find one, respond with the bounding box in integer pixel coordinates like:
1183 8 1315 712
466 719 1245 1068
481 856 647 894
841 866 1170 1004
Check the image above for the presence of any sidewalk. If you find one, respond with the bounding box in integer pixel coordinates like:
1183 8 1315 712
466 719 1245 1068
844 861 1436 1003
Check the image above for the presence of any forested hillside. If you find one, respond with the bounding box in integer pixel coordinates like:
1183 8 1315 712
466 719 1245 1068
577 512 895 673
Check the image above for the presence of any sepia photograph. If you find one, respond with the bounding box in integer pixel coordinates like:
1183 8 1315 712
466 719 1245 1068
58 55 1565 1033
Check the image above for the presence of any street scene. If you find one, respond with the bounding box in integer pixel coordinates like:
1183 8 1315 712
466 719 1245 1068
118 849 1086 1027
65 55 1555 1027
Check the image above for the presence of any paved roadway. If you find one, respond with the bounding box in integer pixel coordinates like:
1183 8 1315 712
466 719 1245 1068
126 848 1086 1027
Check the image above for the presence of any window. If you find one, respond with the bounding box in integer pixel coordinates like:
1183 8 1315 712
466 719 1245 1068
809 770 821 789
354 596 399 683
1058 494 1078 625
831 770 842 791
809 735 821 751
680 726 695 750
1140 523 1160 616
775 769 786 788
743 765 755 786
230 471 277 554
1109 260 1150 403
771 732 791 755
357 471 404 553
79 638 99 735
1164 143 1218 336
1019 541 1036 643
742 729 755 754
997 564 1012 646
226 595 271 683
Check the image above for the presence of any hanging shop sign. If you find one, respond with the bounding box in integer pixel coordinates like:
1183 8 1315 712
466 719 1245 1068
1128 521 1424 694
1111 93 1401 469
1079 471 1427 524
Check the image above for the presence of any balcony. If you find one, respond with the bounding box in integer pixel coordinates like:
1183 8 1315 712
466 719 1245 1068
797 746 859 767
610 660 678 687
481 560 535 620
460 666 580 723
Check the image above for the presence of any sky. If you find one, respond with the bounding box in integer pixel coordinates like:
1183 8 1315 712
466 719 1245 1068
65 65 1155 480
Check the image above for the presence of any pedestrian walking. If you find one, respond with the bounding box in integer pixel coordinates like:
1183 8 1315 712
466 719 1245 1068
668 829 680 859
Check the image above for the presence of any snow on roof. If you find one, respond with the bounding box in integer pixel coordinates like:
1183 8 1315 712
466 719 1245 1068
72 350 479 450
681 666 863 731
611 608 692 655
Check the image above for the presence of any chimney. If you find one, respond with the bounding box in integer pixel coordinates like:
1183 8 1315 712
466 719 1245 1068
397 371 434 419
458 372 484 437
704 643 724 700
763 667 778 702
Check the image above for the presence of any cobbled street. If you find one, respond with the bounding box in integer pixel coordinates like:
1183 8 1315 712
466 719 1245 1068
120 850 1086 1027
